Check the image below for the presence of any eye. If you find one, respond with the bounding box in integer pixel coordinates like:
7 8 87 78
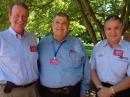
106 27 111 31
55 21 59 24
22 16 28 20
114 26 120 30
15 15 19 18
62 22 67 25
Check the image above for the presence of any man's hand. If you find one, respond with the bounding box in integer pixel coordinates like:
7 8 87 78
97 87 113 97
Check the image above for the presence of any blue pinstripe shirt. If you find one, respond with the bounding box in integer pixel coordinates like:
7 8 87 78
0 27 38 85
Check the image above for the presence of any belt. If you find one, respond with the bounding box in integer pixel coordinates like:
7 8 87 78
101 82 113 87
41 82 80 94
0 81 37 88
13 81 37 88
48 87 72 94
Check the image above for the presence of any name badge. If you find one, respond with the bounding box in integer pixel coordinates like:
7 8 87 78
50 57 59 65
113 49 123 57
30 46 37 52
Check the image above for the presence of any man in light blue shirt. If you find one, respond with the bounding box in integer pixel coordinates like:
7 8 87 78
38 12 90 97
0 2 39 97
90 16 130 97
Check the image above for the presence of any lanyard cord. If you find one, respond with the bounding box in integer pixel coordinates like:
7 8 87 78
52 40 66 58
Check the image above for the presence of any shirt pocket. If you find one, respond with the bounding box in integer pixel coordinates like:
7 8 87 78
69 49 81 68
29 50 38 62
113 57 128 76
28 45 38 61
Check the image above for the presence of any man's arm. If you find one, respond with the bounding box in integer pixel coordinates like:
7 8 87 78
113 76 130 93
80 47 90 97
97 77 130 97
91 69 102 89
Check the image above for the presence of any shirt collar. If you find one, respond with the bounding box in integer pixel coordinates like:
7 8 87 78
50 34 68 43
118 39 124 47
9 27 26 39
103 39 124 48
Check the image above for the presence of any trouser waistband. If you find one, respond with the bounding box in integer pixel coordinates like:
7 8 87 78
0 81 37 88
0 81 37 94
40 82 80 94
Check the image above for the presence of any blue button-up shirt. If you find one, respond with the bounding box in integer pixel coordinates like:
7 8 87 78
38 35 90 96
90 39 130 85
0 27 38 85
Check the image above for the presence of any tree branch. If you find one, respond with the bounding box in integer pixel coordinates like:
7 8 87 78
83 0 106 39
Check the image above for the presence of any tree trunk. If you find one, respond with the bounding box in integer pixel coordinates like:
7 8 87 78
75 0 98 44
121 1 130 34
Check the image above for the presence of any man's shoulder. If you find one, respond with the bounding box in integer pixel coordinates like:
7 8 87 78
94 40 107 49
0 29 9 36
24 31 37 40
41 35 51 41
25 31 33 37
67 35 81 42
122 39 130 45
39 35 51 44
121 39 130 48
67 36 85 50
68 35 78 39
96 39 105 45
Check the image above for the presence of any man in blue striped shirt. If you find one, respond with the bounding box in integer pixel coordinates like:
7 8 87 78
38 12 90 97
0 2 39 97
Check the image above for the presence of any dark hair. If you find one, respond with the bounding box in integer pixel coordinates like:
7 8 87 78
9 2 29 16
52 12 69 24
105 15 122 24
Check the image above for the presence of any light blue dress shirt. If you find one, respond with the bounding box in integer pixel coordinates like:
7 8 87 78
90 39 130 85
0 27 38 85
38 35 90 96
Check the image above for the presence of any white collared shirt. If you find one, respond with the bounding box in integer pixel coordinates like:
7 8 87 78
0 27 38 85
90 39 130 85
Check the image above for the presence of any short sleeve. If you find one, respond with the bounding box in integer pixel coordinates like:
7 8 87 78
89 46 96 69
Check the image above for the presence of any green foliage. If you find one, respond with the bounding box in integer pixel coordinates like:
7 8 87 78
27 0 75 38
90 0 124 21
0 0 127 44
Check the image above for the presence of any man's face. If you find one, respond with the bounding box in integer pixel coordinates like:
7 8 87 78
9 5 28 34
104 20 122 46
52 16 69 41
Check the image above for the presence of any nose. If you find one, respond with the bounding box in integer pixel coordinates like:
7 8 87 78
57 23 61 27
111 29 116 35
58 23 64 29
18 16 26 22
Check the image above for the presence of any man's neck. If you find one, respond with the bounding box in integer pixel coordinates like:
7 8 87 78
53 35 66 42
108 41 120 48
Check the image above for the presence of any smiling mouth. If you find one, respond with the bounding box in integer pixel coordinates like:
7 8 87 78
16 22 26 26
56 29 64 32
